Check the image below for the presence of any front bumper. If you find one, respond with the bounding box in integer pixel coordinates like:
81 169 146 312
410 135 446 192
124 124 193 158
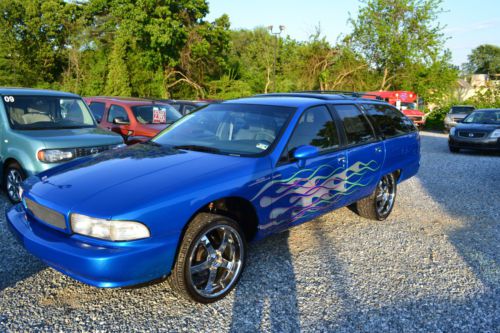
449 136 500 151
6 204 178 288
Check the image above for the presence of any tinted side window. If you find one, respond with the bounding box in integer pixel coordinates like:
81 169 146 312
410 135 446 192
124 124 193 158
334 104 376 145
286 106 340 156
89 102 105 123
363 104 415 137
108 105 129 123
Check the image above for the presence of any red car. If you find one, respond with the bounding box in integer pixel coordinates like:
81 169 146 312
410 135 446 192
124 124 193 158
364 91 426 128
85 97 181 143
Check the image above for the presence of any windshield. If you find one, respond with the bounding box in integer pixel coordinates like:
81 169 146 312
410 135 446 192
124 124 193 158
463 110 500 124
131 105 181 124
400 102 417 110
3 95 95 130
153 103 295 156
451 106 475 114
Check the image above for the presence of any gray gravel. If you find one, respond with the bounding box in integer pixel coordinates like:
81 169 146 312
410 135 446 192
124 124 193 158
0 131 499 332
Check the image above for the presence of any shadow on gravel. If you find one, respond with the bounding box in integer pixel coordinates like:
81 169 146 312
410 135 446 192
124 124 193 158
229 230 300 332
0 200 46 291
418 133 499 291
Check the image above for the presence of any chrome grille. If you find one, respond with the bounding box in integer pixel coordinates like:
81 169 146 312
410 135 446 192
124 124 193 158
25 198 66 230
75 145 112 158
458 131 486 138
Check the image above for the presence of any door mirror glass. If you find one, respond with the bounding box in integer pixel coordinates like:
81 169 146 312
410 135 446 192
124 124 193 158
293 145 320 160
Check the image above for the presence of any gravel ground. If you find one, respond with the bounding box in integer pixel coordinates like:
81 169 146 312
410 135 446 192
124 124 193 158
0 131 499 332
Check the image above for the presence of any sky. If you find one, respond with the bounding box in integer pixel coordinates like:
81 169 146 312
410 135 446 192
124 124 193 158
206 0 500 66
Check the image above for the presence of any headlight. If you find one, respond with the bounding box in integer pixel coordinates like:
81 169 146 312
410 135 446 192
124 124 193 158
491 129 500 138
37 149 76 163
450 127 456 136
113 144 126 149
71 214 150 241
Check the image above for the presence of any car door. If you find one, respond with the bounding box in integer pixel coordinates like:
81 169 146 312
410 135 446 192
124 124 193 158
267 105 346 231
107 104 131 137
331 104 384 206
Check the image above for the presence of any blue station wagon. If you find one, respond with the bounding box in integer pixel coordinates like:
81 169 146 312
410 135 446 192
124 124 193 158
7 92 420 303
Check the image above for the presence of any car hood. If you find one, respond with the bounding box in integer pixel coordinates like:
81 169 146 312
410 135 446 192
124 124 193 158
455 123 500 131
26 143 259 218
18 127 123 148
402 109 424 116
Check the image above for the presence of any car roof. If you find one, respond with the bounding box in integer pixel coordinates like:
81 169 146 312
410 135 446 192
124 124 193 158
474 108 499 112
85 96 170 107
226 93 384 108
0 87 80 98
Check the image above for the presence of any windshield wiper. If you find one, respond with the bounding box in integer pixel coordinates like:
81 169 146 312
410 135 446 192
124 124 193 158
173 145 221 153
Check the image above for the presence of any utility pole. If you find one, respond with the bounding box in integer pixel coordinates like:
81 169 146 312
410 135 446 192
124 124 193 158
267 25 285 93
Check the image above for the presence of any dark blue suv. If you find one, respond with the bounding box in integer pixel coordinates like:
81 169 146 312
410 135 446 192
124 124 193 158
8 92 420 303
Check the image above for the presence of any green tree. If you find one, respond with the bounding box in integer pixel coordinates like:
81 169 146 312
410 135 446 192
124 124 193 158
348 0 457 101
464 44 500 75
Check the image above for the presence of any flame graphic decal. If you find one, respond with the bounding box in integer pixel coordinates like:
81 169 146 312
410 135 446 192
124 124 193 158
254 160 379 230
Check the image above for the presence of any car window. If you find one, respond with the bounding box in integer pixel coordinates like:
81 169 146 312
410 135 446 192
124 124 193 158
286 106 340 157
170 103 181 111
108 105 129 123
3 95 95 130
184 104 197 114
131 105 181 124
154 103 294 156
89 102 105 123
334 104 376 145
362 103 415 137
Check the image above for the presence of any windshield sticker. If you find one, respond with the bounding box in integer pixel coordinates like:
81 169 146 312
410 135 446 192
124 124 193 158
256 143 269 150
3 96 14 103
153 107 166 124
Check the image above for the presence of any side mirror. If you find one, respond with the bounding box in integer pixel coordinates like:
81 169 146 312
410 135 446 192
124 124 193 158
113 117 129 125
293 145 320 160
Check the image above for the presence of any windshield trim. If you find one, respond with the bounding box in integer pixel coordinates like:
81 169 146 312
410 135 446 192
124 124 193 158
151 103 298 158
2 95 97 131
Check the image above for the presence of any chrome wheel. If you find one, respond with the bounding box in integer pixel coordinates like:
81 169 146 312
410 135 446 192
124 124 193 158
376 174 395 216
6 168 23 203
188 225 244 299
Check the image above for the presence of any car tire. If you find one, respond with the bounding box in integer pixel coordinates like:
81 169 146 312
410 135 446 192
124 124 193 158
355 173 397 221
3 162 26 204
449 146 460 153
168 213 247 303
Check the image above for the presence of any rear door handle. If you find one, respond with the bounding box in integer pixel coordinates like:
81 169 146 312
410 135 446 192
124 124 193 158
337 156 346 164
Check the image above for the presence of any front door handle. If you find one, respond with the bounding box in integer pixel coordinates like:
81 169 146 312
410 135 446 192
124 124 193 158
375 147 383 153
337 156 346 164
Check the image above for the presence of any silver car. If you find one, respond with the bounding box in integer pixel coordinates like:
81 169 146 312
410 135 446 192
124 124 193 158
444 105 475 131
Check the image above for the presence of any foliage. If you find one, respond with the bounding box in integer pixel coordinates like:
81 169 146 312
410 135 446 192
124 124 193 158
463 44 500 75
348 0 458 102
0 0 460 104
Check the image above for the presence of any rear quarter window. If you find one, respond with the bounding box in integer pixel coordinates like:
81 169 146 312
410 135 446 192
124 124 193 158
362 104 415 137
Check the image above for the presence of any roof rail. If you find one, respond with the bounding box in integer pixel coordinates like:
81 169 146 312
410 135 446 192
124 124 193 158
253 93 349 100
296 90 384 100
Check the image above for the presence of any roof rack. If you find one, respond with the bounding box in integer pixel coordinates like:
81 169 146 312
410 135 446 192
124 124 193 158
296 90 384 100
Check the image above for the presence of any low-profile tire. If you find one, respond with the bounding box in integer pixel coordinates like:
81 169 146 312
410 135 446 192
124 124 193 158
355 173 397 221
168 213 247 303
3 162 26 204
449 145 460 153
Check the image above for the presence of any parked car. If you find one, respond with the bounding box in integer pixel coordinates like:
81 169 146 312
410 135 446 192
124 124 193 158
8 92 420 303
85 97 181 143
448 108 500 153
160 99 221 116
444 105 476 131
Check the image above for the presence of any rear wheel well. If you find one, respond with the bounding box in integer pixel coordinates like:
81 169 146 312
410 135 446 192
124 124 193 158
189 197 259 242
393 169 401 181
